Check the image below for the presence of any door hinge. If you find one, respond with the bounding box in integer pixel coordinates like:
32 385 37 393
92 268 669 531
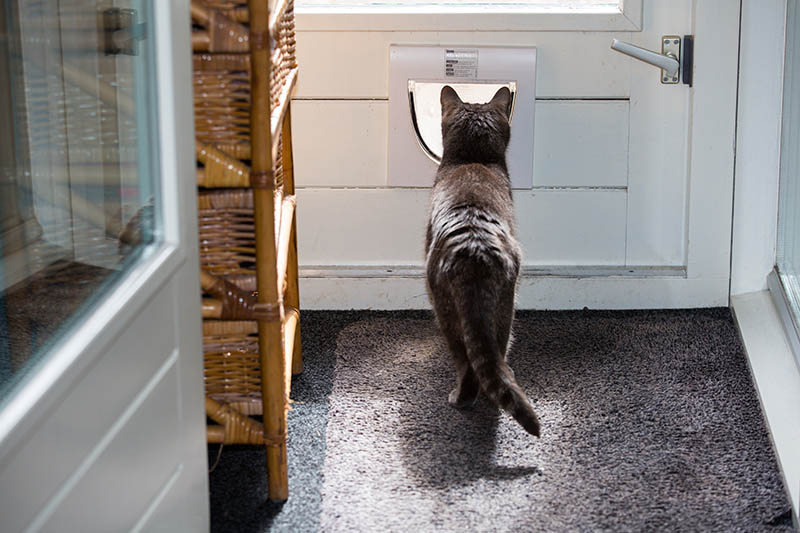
101 8 144 56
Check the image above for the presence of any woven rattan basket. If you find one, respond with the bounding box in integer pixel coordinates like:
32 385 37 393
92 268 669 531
191 0 301 500
198 190 260 413
193 54 250 159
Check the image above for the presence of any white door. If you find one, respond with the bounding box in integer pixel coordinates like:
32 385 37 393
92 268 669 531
0 1 208 531
290 0 740 309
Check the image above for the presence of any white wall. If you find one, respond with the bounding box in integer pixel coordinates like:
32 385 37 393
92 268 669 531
730 0 786 296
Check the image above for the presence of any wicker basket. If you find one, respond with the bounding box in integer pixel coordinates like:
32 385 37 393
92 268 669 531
198 189 260 413
192 0 296 180
203 325 262 415
193 53 250 158
198 189 256 278
197 183 284 278
191 0 301 501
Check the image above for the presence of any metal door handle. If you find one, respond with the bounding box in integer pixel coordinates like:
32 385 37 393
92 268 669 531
611 37 681 83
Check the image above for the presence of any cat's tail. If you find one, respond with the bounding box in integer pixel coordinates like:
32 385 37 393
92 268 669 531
456 276 541 437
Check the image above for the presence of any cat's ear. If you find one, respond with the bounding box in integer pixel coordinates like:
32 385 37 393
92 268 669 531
490 86 512 120
440 85 462 115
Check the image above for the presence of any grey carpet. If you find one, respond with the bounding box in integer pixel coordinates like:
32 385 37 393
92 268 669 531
208 309 795 532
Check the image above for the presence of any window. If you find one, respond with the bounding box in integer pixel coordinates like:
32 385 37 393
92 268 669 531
295 0 639 31
298 0 619 7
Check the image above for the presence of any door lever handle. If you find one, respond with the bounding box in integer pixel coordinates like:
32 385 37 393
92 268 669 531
611 37 681 83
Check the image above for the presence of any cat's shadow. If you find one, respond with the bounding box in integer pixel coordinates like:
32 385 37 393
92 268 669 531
396 346 541 488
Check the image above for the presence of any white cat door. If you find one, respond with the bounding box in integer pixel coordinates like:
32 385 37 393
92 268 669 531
388 45 536 188
408 80 518 164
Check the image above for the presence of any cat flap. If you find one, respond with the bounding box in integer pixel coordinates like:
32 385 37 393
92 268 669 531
387 45 535 188
408 81 517 164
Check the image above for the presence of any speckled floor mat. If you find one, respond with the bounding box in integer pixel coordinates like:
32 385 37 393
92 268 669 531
208 309 794 532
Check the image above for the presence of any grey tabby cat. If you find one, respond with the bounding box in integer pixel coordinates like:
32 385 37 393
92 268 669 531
425 85 540 437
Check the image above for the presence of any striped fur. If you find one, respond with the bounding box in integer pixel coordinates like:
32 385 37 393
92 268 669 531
425 86 540 437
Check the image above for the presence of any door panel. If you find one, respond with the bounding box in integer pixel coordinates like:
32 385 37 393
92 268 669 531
291 0 739 308
534 101 630 188
292 99 630 189
37 361 181 532
685 3 740 281
294 31 633 99
296 188 627 266
0 280 184 531
625 1 691 266
518 190 627 265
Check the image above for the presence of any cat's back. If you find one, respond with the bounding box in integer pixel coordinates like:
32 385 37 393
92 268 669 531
433 162 512 215
427 161 520 277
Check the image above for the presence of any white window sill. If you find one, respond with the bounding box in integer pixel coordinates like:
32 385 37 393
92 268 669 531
295 2 642 32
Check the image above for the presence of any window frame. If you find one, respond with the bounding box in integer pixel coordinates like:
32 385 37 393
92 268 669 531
295 0 641 32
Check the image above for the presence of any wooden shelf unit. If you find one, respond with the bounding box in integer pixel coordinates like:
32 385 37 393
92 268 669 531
191 0 301 501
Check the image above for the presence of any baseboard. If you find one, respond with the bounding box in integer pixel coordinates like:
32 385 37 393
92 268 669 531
298 272 728 310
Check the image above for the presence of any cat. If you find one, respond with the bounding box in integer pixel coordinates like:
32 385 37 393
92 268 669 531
425 85 540 437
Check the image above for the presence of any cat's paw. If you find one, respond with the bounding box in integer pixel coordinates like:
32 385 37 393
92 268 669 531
448 388 477 409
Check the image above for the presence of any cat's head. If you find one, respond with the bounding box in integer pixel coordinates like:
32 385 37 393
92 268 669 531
440 85 512 165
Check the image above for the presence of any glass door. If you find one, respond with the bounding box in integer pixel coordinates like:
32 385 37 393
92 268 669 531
776 0 800 369
0 0 158 403
0 1 208 530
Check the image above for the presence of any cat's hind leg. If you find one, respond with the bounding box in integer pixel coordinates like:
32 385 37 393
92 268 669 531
496 254 521 360
448 346 480 408
434 298 480 409
495 279 516 360
439 314 480 408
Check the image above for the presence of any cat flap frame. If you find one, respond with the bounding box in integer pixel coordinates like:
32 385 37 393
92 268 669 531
408 80 518 165
388 45 536 189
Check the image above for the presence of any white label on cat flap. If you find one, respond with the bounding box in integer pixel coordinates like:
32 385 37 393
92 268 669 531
444 49 478 78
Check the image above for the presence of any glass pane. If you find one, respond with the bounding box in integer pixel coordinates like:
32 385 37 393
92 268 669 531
777 0 800 326
0 0 160 406
297 0 619 9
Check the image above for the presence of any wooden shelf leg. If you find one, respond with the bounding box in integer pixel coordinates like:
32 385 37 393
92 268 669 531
281 104 303 375
258 316 288 501
250 0 288 502
254 184 289 502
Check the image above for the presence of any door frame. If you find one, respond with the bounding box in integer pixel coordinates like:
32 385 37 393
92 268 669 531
730 0 786 297
0 0 207 528
729 0 800 522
